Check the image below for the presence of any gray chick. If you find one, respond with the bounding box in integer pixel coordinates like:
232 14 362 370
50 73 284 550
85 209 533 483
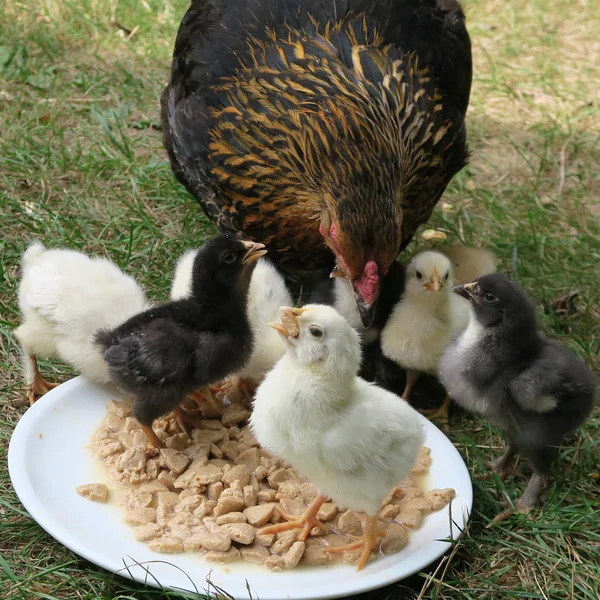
438 273 597 523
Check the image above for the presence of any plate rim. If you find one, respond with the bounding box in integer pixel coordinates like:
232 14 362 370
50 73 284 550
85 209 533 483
8 375 473 600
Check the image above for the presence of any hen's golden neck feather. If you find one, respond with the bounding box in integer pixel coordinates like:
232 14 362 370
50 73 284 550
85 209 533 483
207 17 462 275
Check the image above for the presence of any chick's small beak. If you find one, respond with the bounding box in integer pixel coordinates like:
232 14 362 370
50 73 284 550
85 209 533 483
453 282 476 300
241 240 267 264
423 267 443 292
268 306 303 338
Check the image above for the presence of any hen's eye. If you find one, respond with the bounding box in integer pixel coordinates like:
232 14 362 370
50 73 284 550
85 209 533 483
222 252 237 264
416 271 423 280
309 326 324 339
484 292 497 303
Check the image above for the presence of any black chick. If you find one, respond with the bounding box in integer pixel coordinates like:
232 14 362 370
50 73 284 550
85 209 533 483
309 260 406 381
95 234 266 448
438 274 597 523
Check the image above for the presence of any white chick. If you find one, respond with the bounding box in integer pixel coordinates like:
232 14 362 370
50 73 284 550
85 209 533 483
250 304 423 571
169 249 197 300
170 252 292 397
14 242 149 404
380 251 470 421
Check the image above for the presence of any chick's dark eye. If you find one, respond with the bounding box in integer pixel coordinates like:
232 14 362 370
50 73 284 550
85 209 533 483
416 271 422 280
484 292 497 303
444 273 449 281
222 252 237 264
309 326 323 339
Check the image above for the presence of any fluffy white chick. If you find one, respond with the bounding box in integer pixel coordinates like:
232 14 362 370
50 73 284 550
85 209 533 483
14 242 149 404
380 251 469 421
170 249 197 300
250 304 424 570
170 252 292 397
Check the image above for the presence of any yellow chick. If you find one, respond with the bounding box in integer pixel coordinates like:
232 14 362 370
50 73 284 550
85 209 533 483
250 304 423 570
380 251 470 421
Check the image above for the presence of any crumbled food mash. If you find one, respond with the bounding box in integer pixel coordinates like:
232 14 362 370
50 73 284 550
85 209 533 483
76 483 109 503
85 399 455 569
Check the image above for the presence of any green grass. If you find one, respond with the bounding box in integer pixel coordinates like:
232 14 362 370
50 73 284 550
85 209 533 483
1 0 599 598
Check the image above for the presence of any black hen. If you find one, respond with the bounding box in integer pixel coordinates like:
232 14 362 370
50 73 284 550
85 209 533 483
95 234 266 447
161 0 472 326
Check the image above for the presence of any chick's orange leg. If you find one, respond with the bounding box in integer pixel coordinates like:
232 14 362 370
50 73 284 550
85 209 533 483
259 496 329 541
324 514 381 571
402 369 420 401
27 355 59 405
140 424 163 449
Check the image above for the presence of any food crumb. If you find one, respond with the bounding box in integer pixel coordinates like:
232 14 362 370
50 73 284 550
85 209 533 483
76 483 109 503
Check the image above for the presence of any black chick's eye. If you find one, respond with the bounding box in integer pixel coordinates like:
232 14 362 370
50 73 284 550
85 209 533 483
309 326 324 339
222 252 237 265
484 292 497 303
416 271 422 280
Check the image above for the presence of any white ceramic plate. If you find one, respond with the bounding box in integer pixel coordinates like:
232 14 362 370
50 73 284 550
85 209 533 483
9 376 472 600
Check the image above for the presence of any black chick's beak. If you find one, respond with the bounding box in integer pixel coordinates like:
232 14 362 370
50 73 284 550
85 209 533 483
357 297 377 328
453 282 476 300
241 240 267 264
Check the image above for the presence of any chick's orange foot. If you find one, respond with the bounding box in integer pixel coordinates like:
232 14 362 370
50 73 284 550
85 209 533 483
488 473 546 526
27 379 59 406
190 387 221 413
259 496 329 541
419 396 451 431
324 515 382 571
210 377 257 402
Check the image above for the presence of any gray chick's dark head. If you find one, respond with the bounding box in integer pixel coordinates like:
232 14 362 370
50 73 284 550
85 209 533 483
453 274 536 330
191 233 267 296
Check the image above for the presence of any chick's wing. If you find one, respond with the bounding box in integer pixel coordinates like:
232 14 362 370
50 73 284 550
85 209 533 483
321 381 422 476
509 340 596 414
103 320 197 387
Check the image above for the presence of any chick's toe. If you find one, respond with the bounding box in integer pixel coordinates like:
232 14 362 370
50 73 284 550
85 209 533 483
324 515 381 571
419 395 452 427
259 496 329 541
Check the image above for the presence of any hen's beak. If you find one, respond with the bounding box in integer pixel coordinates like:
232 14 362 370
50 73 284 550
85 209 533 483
241 241 267 264
268 306 305 338
423 267 443 292
453 282 476 300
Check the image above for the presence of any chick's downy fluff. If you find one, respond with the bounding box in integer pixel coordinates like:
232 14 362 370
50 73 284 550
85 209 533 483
251 304 423 568
96 234 266 446
439 274 597 520
14 242 150 404
170 252 293 383
380 251 470 400
162 0 472 325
